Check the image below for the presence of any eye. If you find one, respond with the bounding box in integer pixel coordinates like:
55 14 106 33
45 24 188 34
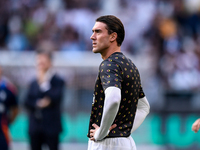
94 29 101 33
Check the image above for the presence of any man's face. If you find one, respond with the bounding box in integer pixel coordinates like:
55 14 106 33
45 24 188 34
36 54 51 72
90 22 111 54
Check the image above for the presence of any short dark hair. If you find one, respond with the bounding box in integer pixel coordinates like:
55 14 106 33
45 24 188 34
36 49 53 61
96 15 125 46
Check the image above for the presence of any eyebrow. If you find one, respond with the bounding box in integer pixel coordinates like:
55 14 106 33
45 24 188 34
92 29 102 33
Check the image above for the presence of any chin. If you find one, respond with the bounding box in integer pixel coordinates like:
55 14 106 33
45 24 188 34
92 48 99 53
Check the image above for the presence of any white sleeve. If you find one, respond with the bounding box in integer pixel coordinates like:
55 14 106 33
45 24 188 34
131 96 150 133
94 86 121 141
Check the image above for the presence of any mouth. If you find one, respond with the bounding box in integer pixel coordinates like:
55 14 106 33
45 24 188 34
92 43 97 47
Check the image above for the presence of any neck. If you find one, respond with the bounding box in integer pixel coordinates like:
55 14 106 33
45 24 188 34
101 46 121 60
39 70 48 75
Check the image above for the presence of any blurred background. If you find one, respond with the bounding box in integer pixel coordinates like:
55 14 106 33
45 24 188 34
0 0 200 149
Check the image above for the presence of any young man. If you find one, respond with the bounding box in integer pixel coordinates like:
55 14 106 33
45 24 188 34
24 50 65 150
0 66 19 150
87 15 150 150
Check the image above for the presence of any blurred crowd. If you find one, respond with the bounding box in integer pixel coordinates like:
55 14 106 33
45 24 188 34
144 0 200 91
0 0 155 52
0 0 99 52
0 0 200 92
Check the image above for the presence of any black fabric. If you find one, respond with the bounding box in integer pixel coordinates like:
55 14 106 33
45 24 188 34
24 74 65 136
0 135 8 150
29 132 59 150
88 52 145 139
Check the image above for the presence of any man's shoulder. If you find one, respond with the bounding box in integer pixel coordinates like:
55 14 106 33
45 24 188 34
0 77 17 94
30 78 38 84
52 74 65 84
100 59 120 70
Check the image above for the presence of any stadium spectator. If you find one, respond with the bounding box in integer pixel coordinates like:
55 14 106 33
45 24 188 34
24 50 65 150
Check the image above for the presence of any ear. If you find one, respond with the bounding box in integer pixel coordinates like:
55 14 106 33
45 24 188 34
110 32 117 43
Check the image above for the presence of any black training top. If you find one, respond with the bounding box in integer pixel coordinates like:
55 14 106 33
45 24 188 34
87 52 145 139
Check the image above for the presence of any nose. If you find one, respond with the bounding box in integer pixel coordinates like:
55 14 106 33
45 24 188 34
90 33 95 40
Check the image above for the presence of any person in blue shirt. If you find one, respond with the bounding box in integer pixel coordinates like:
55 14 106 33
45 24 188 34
0 66 19 150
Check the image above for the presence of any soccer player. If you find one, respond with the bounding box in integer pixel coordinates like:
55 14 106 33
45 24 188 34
0 65 19 150
24 50 65 150
87 15 150 150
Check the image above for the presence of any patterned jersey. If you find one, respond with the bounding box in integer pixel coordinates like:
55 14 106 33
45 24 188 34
0 77 17 146
88 52 145 139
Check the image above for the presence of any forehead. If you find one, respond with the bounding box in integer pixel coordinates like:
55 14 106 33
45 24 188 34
92 22 107 31
37 54 50 61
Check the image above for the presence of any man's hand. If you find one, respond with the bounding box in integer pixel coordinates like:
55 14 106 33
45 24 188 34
192 118 200 133
90 123 117 141
90 124 99 141
37 97 51 108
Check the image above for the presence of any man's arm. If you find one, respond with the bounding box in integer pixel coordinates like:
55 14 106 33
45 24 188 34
131 96 150 133
90 86 121 141
43 77 64 106
9 106 19 124
37 77 65 109
24 82 38 111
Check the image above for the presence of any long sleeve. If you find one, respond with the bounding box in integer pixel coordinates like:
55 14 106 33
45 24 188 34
43 75 64 105
131 96 150 133
94 86 121 141
24 81 38 111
